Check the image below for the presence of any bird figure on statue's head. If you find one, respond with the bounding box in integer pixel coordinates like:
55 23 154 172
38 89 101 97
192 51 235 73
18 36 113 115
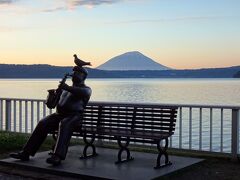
73 54 92 67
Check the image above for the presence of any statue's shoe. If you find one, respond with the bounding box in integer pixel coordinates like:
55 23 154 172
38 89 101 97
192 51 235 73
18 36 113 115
9 152 29 161
46 154 61 166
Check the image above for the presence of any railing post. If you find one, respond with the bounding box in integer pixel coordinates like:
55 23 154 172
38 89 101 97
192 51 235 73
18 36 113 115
231 109 239 161
0 100 3 130
96 105 103 146
5 100 11 131
179 107 182 149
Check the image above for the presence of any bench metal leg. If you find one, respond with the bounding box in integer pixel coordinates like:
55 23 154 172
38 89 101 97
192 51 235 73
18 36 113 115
154 138 172 169
80 133 98 159
115 137 134 164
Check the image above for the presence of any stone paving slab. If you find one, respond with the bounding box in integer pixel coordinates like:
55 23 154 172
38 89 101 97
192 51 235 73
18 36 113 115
0 146 203 180
0 172 34 180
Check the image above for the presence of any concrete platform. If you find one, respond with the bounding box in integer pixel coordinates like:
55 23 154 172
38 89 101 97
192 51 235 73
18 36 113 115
0 146 203 180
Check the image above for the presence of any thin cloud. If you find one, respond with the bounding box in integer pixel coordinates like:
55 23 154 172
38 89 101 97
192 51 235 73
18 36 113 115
105 15 240 24
43 0 124 12
70 0 121 6
41 7 66 13
0 0 134 13
0 0 17 5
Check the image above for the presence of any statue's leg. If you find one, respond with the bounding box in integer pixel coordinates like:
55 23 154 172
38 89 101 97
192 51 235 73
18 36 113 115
53 114 81 160
23 113 63 156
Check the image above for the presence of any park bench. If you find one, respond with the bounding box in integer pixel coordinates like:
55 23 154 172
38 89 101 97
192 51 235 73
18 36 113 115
52 102 178 169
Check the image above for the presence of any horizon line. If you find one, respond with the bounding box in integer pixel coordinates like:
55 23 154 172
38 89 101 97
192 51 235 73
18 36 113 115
0 62 239 71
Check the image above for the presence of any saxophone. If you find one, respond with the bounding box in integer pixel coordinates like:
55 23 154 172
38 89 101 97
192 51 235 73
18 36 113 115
45 73 70 109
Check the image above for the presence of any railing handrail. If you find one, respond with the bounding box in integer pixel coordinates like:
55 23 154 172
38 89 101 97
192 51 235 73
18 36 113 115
0 97 45 102
0 97 240 110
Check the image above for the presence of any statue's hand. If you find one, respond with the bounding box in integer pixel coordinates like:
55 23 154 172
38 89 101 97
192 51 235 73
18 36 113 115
59 83 69 90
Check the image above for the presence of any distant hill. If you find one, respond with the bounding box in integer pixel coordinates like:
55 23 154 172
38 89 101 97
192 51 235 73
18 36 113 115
0 64 240 78
0 64 69 78
0 64 111 78
97 51 170 71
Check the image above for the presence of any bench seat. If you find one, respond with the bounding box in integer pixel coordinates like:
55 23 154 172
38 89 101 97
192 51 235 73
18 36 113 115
80 127 173 140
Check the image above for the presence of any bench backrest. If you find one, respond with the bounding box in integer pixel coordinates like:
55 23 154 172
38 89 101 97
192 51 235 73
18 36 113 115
81 102 178 139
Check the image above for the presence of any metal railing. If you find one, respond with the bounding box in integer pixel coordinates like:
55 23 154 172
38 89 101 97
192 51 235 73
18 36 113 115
0 97 239 159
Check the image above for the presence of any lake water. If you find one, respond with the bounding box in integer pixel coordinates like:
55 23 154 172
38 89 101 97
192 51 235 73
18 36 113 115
0 78 240 153
0 78 240 106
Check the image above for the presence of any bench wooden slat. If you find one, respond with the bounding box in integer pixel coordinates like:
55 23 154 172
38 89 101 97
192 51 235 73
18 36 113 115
81 126 175 133
135 114 177 118
80 127 173 139
81 120 176 127
84 107 177 112
84 109 177 114
101 107 176 113
135 109 177 114
82 114 177 120
100 129 172 139
75 133 158 144
134 118 177 123
81 119 176 127
81 122 176 128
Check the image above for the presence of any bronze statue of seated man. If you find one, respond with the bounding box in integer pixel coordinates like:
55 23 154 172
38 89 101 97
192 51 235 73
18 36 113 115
10 66 92 166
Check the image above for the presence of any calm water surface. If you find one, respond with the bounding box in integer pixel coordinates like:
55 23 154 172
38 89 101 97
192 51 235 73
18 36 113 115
0 78 239 106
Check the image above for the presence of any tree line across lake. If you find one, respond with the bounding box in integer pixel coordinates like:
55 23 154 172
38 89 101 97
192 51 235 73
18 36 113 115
0 64 240 78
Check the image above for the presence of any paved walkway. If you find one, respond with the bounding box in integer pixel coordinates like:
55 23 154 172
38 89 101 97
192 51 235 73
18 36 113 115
0 172 34 180
0 167 79 180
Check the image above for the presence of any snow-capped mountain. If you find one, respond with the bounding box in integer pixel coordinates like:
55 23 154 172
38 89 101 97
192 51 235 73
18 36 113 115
97 51 170 71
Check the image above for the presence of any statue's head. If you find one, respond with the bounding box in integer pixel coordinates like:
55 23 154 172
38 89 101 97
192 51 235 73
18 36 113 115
72 66 88 84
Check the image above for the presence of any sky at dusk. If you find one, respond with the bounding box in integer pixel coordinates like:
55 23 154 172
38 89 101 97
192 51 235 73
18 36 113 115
0 0 239 69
